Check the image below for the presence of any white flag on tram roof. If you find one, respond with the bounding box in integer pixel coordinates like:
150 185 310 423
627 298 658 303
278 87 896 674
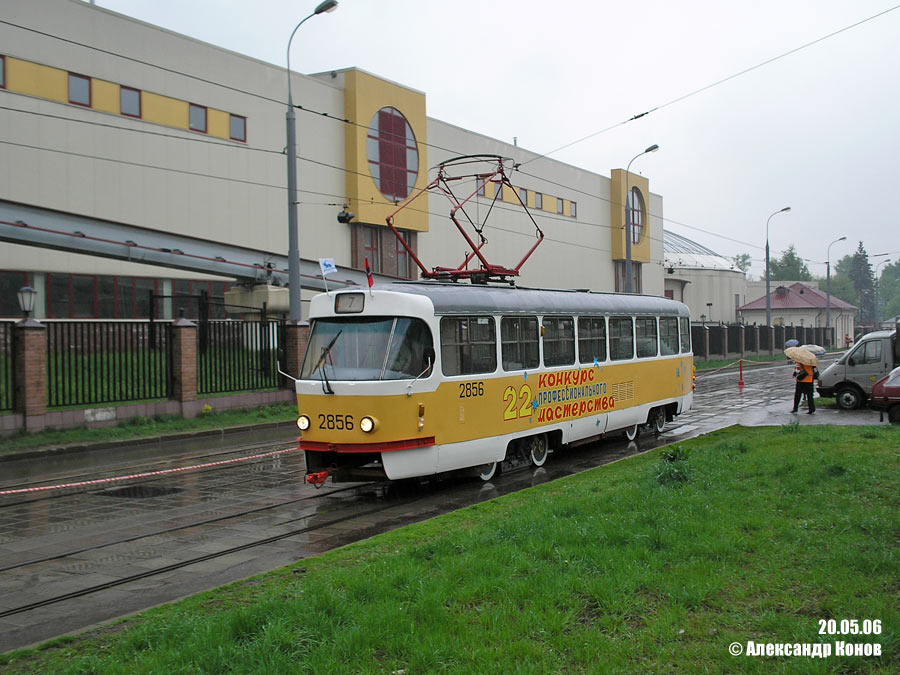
318 258 337 276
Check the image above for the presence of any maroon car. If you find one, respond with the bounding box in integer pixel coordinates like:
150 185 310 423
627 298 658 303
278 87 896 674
869 366 900 424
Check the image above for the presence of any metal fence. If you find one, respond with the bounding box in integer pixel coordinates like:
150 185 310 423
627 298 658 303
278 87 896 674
0 321 14 412
198 319 284 395
46 321 172 408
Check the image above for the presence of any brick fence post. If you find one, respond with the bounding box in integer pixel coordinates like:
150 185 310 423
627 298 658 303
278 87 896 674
14 318 47 431
283 321 310 387
171 318 197 403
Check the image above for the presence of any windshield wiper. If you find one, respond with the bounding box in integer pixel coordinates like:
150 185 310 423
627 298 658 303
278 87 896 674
315 330 341 395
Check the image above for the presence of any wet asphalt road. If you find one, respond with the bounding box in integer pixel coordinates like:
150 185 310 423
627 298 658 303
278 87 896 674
0 357 886 653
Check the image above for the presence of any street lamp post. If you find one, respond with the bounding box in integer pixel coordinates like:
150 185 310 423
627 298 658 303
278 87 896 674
825 235 846 345
624 144 659 294
873 254 891 328
764 206 791 327
285 0 339 323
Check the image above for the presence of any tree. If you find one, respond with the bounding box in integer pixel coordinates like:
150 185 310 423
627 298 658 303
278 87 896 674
876 259 900 324
732 253 752 274
768 245 812 281
834 242 875 324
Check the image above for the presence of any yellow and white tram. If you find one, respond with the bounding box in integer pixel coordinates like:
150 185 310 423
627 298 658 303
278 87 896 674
296 282 693 484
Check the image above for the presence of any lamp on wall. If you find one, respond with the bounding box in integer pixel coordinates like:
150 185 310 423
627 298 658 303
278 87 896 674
17 286 37 318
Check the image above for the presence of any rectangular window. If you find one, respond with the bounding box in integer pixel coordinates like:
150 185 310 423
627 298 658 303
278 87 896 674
543 316 575 367
440 316 497 376
48 274 69 318
501 316 539 371
476 177 485 197
362 225 380 273
97 276 116 319
120 86 141 118
557 198 564 214
609 317 634 361
519 187 527 203
636 317 658 358
0 271 29 317
680 317 691 353
660 317 679 356
71 275 96 318
68 73 91 107
535 192 543 210
0 56 5 89
577 316 607 363
189 103 207 133
116 276 135 318
570 201 577 218
395 229 411 279
494 182 503 201
173 279 193 319
229 114 246 142
135 277 156 318
614 261 642 293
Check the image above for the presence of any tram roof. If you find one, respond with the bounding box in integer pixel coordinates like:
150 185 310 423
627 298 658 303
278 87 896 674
375 282 690 317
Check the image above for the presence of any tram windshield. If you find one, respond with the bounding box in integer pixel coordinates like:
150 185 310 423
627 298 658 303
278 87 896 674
300 317 434 381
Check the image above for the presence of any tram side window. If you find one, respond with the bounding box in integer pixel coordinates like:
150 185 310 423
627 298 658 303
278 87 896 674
578 316 607 363
680 317 692 353
441 316 497 376
501 316 539 371
543 316 575 367
636 318 658 358
609 317 634 361
660 317 679 356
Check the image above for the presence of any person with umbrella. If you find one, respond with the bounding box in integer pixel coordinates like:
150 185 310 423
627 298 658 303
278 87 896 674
786 346 819 414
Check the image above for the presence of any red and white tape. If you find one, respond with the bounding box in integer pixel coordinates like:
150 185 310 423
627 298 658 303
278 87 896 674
0 446 301 496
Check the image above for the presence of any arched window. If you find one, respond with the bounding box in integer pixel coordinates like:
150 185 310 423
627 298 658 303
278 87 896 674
367 107 418 202
629 187 645 244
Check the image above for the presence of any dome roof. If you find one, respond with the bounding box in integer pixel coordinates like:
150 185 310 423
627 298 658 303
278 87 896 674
663 230 736 271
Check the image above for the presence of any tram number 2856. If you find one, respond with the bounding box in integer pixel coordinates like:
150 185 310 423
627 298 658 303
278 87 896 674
318 414 354 430
458 381 485 398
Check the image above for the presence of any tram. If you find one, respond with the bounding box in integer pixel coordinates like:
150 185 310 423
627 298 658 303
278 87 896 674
296 281 693 484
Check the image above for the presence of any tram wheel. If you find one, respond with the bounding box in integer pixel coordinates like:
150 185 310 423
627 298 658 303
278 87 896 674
624 424 640 441
524 433 549 467
477 461 499 481
650 408 666 434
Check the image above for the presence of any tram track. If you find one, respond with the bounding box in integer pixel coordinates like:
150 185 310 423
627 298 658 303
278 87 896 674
0 481 371 575
0 441 304 508
0 438 299 493
0 486 405 620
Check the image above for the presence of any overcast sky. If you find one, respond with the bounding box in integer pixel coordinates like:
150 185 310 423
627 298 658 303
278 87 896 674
92 0 900 280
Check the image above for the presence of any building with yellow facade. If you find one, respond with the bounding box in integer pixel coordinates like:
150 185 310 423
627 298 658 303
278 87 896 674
0 0 667 320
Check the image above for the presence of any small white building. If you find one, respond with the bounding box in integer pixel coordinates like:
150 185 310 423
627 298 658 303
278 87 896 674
663 230 747 324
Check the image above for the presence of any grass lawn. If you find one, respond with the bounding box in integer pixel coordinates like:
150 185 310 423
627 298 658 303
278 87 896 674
2 425 898 673
0 403 298 456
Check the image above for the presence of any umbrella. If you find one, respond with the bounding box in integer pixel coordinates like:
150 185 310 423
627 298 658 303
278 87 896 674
799 344 826 357
784 346 818 366
784 339 799 348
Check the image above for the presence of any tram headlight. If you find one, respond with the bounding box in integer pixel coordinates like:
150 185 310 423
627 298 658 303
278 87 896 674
297 415 310 431
360 416 378 433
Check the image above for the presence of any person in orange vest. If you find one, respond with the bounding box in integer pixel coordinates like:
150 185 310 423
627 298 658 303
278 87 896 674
791 361 817 414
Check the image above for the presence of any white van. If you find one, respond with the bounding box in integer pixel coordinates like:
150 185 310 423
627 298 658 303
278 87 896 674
817 326 899 409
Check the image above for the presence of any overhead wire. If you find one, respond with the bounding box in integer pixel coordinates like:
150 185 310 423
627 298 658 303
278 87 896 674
519 2 900 166
6 5 896 265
